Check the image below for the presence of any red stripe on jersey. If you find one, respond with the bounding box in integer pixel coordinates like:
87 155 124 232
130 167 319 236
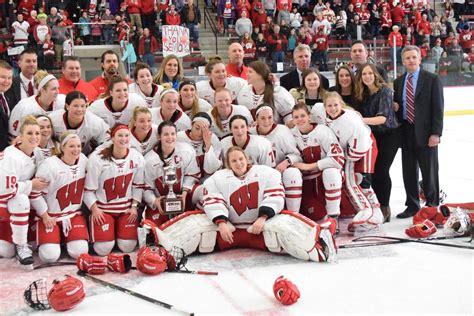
100 206 131 212
49 209 81 218
11 220 29 225
264 188 285 194
96 199 133 206
266 193 285 198
0 192 16 200
11 212 30 217
285 186 303 190
325 188 341 194
202 200 225 207
203 196 228 205
325 195 341 201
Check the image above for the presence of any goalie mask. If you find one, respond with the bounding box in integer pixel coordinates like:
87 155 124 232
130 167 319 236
444 207 472 235
24 279 50 311
136 246 168 275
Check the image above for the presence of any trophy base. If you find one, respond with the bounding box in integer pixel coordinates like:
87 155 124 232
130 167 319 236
162 198 183 216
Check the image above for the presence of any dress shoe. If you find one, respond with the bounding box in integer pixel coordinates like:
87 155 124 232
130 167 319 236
396 208 418 219
381 206 391 223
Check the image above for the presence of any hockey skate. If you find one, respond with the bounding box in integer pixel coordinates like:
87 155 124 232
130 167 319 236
16 243 33 265
318 218 338 263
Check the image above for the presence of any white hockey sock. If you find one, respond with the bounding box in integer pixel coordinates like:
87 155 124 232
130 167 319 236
10 212 29 245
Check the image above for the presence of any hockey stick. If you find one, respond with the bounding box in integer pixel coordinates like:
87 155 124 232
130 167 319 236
351 235 474 250
35 261 218 275
77 270 194 315
339 240 407 249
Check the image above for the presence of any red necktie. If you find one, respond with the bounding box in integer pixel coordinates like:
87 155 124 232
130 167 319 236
0 94 9 118
28 81 34 97
406 73 415 124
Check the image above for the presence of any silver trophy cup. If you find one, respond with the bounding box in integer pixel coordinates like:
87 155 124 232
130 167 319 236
162 164 183 215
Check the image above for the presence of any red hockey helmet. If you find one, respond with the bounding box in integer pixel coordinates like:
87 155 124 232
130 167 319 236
136 246 168 275
48 275 85 311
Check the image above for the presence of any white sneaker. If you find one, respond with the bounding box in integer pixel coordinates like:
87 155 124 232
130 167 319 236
16 244 33 265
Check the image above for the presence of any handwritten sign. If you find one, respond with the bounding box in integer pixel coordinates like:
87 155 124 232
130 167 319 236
162 25 190 57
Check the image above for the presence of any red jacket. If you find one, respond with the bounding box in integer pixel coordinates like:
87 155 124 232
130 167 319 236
138 35 159 55
459 30 474 51
417 20 431 35
391 6 405 24
126 0 142 14
267 33 288 52
388 31 403 47
313 33 328 51
166 12 181 25
251 11 266 27
141 0 156 15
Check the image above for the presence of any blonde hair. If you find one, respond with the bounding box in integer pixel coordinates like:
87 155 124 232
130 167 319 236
57 131 79 158
154 55 184 85
210 87 232 131
225 146 250 170
324 91 346 107
129 106 152 129
19 115 39 134
34 70 55 96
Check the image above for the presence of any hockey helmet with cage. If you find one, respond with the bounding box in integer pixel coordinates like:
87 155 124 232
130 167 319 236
444 207 472 235
48 275 85 311
136 246 168 275
24 278 50 311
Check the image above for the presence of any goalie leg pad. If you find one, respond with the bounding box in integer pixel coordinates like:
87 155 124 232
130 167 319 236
263 211 337 262
143 211 218 255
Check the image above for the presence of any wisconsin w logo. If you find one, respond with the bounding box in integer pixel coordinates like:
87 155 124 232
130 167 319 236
230 182 259 216
103 173 133 201
56 178 85 210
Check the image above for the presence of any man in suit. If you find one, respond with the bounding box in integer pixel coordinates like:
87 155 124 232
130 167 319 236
393 45 444 218
0 61 14 151
5 48 37 108
279 44 330 91
350 40 388 82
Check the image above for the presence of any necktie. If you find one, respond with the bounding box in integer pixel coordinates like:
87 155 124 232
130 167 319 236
28 81 34 97
406 73 415 124
0 94 9 118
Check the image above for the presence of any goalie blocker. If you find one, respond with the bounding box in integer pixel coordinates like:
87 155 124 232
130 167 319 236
138 210 338 262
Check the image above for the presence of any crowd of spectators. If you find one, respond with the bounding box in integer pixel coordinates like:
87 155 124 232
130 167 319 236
0 0 472 78
214 0 473 76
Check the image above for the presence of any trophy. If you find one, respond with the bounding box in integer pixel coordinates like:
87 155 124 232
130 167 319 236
162 164 183 216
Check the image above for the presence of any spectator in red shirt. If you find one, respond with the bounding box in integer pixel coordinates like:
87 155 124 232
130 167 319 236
312 26 328 71
141 0 156 30
139 28 159 68
241 32 256 65
236 0 251 18
166 4 181 25
251 5 266 27
388 25 403 66
125 0 142 33
391 2 405 27
267 24 287 72
226 42 248 79
59 56 99 102
458 25 474 53
416 13 431 38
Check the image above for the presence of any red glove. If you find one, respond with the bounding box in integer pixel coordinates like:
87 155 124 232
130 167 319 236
413 206 449 225
76 253 106 275
107 253 132 273
273 276 300 305
405 220 437 238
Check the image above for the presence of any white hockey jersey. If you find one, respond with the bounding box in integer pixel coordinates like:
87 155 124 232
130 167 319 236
84 148 145 213
203 165 284 225
210 105 254 139
87 93 147 127
249 123 301 165
49 109 110 154
149 108 192 132
220 135 276 167
9 95 65 137
30 154 88 221
128 83 163 108
196 77 247 106
291 124 344 179
130 125 159 155
34 139 58 165
326 110 372 161
0 145 40 204
142 142 200 208
176 130 223 179
179 98 213 118
236 84 294 124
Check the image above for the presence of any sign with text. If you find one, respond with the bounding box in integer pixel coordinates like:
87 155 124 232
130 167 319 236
162 25 190 58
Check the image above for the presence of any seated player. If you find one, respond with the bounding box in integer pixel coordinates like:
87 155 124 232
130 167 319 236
30 133 89 263
140 147 337 262
249 104 303 212
291 102 346 223
323 92 382 232
143 121 200 226
84 124 145 256
129 62 163 108
128 107 159 155
0 116 48 265
220 115 275 167
177 79 212 118
34 114 60 163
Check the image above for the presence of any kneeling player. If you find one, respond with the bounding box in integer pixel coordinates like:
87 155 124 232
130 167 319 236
30 133 89 263
85 124 145 256
141 147 337 262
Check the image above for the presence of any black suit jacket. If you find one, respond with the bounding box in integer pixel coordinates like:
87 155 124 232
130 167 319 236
4 76 22 111
280 69 330 92
393 69 444 147
0 93 14 151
